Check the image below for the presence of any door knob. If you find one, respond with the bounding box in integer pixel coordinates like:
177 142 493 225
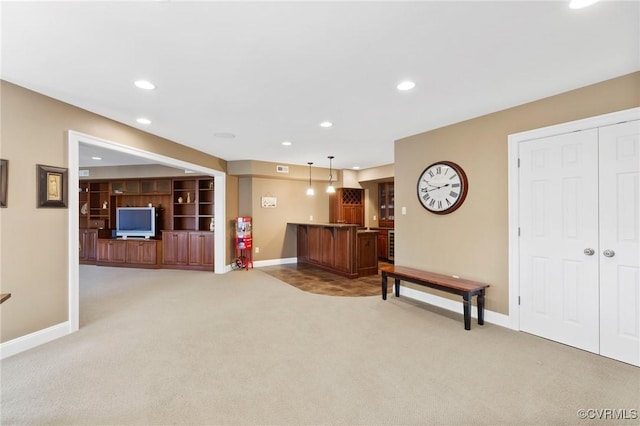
584 248 595 256
603 249 615 258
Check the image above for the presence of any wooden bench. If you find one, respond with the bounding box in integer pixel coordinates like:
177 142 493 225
381 266 489 330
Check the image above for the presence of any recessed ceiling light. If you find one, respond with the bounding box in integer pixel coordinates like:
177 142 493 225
282 141 292 146
134 80 156 90
213 132 236 139
136 117 151 125
352 166 360 170
569 0 599 9
320 121 333 128
397 80 416 91
91 156 102 161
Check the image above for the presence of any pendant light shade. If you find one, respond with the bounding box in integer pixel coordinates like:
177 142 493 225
306 162 315 196
326 156 336 194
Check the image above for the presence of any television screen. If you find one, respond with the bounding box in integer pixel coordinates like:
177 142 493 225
116 207 155 238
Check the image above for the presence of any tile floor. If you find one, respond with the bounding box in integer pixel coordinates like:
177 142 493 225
260 261 393 297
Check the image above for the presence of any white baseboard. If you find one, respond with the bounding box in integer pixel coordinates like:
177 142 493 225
253 257 297 267
399 286 512 329
0 322 72 360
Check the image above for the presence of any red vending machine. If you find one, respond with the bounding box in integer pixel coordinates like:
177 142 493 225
233 216 253 270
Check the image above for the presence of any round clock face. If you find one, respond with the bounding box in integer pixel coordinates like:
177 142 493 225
417 161 468 214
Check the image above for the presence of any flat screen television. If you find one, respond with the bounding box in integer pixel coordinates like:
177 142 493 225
116 207 156 239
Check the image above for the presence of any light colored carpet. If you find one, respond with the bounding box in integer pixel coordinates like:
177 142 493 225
1 265 639 425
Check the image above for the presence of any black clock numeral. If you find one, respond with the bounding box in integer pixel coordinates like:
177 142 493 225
446 198 451 206
437 200 442 209
429 199 435 207
450 191 458 198
422 194 430 202
428 170 434 178
451 183 460 188
436 166 442 175
449 174 457 180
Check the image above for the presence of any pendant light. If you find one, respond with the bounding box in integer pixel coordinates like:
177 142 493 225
306 162 315 196
326 156 336 194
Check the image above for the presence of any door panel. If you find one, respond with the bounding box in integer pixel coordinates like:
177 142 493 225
519 130 600 353
599 120 640 366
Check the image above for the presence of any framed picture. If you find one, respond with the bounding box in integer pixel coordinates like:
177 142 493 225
0 159 7 208
37 164 68 208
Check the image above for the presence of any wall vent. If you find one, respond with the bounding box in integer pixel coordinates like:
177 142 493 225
79 169 90 177
276 165 289 173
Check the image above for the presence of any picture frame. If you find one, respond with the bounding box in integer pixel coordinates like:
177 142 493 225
0 159 7 208
37 164 68 208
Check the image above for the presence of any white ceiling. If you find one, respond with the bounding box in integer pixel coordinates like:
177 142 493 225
2 1 638 171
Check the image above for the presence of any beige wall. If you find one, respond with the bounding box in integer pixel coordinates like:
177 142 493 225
0 81 233 343
395 72 640 315
80 164 192 179
2 71 638 345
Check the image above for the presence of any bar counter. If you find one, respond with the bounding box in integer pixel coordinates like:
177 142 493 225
289 222 378 278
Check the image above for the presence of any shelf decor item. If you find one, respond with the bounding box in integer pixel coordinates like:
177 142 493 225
37 164 68 208
0 159 7 208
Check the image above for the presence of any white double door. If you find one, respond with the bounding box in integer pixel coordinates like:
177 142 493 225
519 120 639 366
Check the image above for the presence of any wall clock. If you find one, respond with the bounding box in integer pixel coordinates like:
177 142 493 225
416 161 468 214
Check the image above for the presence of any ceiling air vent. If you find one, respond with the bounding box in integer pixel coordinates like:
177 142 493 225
79 169 90 177
276 165 289 173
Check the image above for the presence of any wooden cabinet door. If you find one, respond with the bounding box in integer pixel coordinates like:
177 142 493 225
126 240 157 265
97 239 126 263
344 206 364 227
162 231 189 265
200 232 214 267
84 229 98 261
377 230 388 259
141 179 171 195
188 232 204 265
111 180 140 195
188 232 214 267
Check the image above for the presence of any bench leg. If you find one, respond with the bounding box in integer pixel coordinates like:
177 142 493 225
477 291 485 325
382 273 387 300
463 294 471 330
394 278 400 297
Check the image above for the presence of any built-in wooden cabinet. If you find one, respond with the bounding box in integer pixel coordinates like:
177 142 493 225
378 182 394 228
162 231 189 266
97 239 127 264
329 188 364 226
295 223 377 278
172 178 215 231
189 231 214 267
125 240 159 265
89 182 110 228
80 176 214 271
111 180 140 195
141 179 171 195
377 229 388 260
162 230 213 270
79 228 98 263
97 239 160 268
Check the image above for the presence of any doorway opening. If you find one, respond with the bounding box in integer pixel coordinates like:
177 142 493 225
67 130 226 333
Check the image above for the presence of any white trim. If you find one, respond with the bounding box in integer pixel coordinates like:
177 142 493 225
507 107 640 333
399 286 511 329
0 322 70 360
253 257 297 268
35 129 230 360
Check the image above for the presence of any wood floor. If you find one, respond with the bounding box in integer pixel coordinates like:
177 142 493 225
260 261 393 297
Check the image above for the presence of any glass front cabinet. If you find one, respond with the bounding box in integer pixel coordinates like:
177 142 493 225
378 182 394 228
